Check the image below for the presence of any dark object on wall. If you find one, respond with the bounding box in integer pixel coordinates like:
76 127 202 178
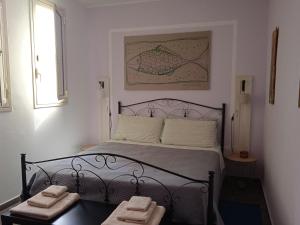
298 80 300 108
269 27 279 104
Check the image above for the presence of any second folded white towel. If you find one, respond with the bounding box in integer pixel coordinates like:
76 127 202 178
117 201 157 224
42 185 68 198
102 201 165 225
126 196 152 212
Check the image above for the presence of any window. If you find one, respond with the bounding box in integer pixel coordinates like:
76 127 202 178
0 0 11 112
31 0 67 108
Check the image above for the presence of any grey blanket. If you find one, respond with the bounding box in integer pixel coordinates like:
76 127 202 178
29 142 223 225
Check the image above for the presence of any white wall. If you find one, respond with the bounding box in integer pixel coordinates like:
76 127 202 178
0 0 90 203
263 0 300 224
87 0 268 173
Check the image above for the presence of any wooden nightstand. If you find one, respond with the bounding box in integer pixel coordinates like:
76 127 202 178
226 153 257 163
225 152 257 178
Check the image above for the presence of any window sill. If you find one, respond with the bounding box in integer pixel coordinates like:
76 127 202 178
34 99 68 109
0 106 12 112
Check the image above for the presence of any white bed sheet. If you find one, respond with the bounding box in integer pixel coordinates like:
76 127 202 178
104 140 225 171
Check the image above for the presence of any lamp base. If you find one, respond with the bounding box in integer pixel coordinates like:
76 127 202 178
240 151 249 158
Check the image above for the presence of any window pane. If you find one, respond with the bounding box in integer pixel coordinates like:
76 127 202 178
0 53 4 106
32 0 67 108
0 2 9 108
35 2 58 105
0 4 3 106
55 9 65 100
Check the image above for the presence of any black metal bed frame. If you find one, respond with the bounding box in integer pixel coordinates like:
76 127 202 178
20 154 215 225
20 99 225 225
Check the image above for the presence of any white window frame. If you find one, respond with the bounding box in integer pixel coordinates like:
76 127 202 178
30 0 68 108
0 0 11 112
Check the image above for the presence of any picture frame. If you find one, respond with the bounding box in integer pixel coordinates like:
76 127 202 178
298 80 300 108
124 31 211 90
269 27 279 104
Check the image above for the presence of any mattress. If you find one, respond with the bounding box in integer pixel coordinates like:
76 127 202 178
28 142 224 225
106 140 225 171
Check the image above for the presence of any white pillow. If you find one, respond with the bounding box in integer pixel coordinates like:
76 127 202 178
113 114 164 143
161 118 217 147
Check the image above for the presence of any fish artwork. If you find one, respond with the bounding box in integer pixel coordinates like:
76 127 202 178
127 45 208 76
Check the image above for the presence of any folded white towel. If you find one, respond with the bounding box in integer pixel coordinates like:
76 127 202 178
117 201 156 224
42 185 68 198
126 196 152 212
27 192 68 208
102 201 165 225
10 193 80 220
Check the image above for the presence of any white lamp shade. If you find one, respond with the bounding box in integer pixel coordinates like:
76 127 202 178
239 93 250 104
99 89 105 97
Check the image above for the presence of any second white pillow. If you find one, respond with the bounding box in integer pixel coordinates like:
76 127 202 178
161 118 217 148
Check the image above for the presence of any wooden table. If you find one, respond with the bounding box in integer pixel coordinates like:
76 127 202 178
225 153 257 163
225 152 257 178
1 200 178 225
1 200 116 225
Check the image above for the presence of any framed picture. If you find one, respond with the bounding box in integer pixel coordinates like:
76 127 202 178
269 27 279 104
298 80 300 108
124 31 211 90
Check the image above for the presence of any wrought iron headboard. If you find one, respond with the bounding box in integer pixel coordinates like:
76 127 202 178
118 98 226 153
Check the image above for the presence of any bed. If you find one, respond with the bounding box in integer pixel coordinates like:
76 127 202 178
20 98 226 225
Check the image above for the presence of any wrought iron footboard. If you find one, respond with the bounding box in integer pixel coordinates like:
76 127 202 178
20 153 215 225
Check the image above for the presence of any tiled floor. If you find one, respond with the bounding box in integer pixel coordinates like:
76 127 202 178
220 176 272 225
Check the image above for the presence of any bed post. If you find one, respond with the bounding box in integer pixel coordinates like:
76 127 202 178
221 103 226 154
207 171 215 225
118 101 121 114
21 153 29 201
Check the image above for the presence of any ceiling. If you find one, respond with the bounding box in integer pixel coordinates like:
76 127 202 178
77 0 161 8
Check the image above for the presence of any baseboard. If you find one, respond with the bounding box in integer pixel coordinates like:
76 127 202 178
0 195 20 212
261 183 275 225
